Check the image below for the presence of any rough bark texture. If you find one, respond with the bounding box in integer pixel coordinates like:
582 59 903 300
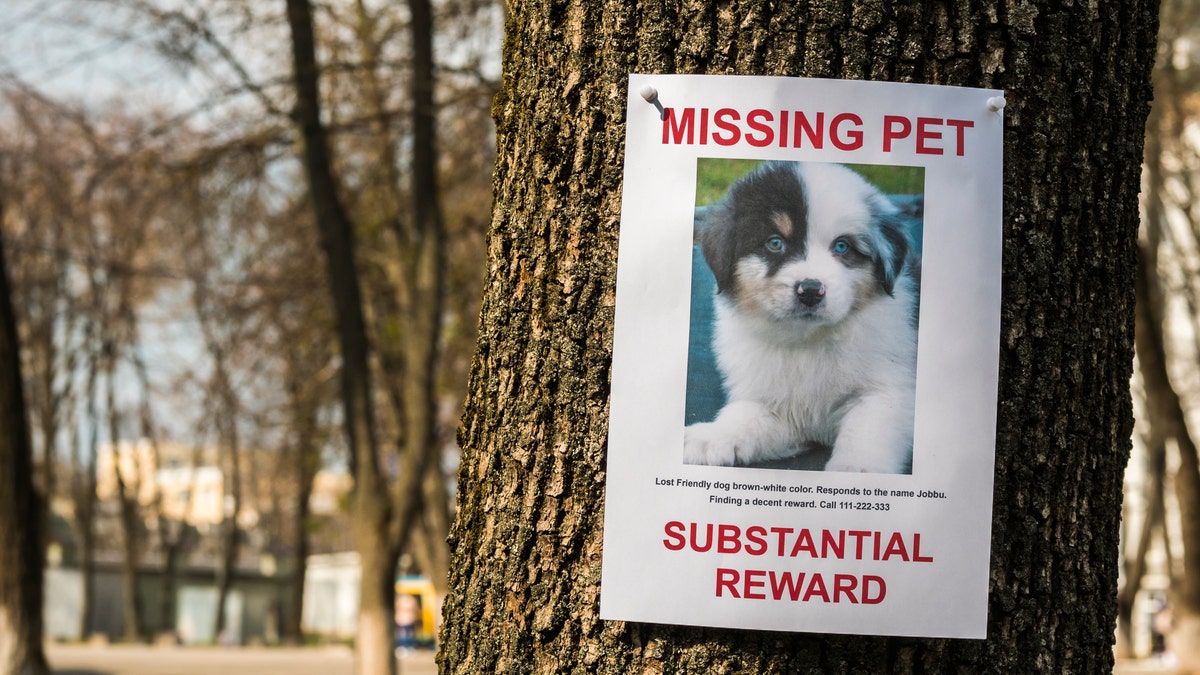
0 211 49 675
441 0 1158 673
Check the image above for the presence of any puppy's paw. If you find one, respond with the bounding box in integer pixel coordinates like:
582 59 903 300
824 451 910 475
683 422 741 466
823 461 876 473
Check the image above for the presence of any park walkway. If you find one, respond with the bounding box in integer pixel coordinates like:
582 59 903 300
47 643 436 675
45 643 1176 674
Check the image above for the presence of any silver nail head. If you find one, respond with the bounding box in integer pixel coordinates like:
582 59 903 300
639 85 659 104
986 96 1006 112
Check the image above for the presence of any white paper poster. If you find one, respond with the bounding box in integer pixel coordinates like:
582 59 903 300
599 74 1003 639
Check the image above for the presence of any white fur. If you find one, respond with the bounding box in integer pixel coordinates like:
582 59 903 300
684 163 918 473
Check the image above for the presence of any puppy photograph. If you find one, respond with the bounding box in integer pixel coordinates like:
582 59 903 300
683 160 924 474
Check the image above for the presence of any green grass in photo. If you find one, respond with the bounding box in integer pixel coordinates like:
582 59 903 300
696 158 762 205
695 158 924 206
845 163 924 196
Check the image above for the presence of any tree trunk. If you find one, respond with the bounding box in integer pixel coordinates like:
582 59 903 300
76 495 97 640
1138 246 1200 666
355 532 398 675
1129 240 1180 660
1116 418 1166 658
282 374 319 645
0 205 49 675
440 1 1157 672
284 481 311 645
284 1 396 672
212 441 242 645
209 368 243 645
132 336 183 641
1139 4 1200 666
104 342 142 642
391 0 448 591
159 536 181 640
76 335 100 641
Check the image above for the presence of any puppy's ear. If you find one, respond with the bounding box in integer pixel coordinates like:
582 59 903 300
870 210 910 297
698 204 737 294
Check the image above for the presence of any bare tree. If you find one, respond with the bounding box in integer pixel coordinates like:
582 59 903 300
0 88 91 638
1130 0 1200 665
285 2 402 670
284 0 451 669
74 320 100 639
1 88 153 641
279 341 333 644
102 283 145 641
259 237 335 644
0 195 50 675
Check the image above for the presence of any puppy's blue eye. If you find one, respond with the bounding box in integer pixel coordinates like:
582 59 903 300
765 235 786 253
832 239 850 254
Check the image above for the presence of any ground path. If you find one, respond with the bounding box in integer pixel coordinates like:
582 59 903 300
45 642 1175 674
47 643 436 675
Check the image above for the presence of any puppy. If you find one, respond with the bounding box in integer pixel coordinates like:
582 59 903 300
684 161 919 474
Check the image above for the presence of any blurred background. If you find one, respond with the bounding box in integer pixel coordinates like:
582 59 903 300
0 0 500 661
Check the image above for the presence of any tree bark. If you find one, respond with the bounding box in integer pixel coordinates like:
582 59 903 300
0 203 49 675
440 1 1157 672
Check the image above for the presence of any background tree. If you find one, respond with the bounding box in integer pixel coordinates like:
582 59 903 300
2 90 82 517
284 1 396 670
284 0 484 669
0 88 94 636
0 198 49 674
440 1 1157 673
1126 0 1200 666
1 89 165 642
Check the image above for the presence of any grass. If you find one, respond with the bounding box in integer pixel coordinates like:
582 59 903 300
695 158 762 206
694 158 924 206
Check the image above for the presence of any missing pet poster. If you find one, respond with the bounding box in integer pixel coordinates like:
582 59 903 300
600 74 1003 639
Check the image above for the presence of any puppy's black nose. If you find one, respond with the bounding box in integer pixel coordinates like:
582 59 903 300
795 279 826 307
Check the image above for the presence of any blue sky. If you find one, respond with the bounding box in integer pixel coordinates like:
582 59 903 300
2 1 180 102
